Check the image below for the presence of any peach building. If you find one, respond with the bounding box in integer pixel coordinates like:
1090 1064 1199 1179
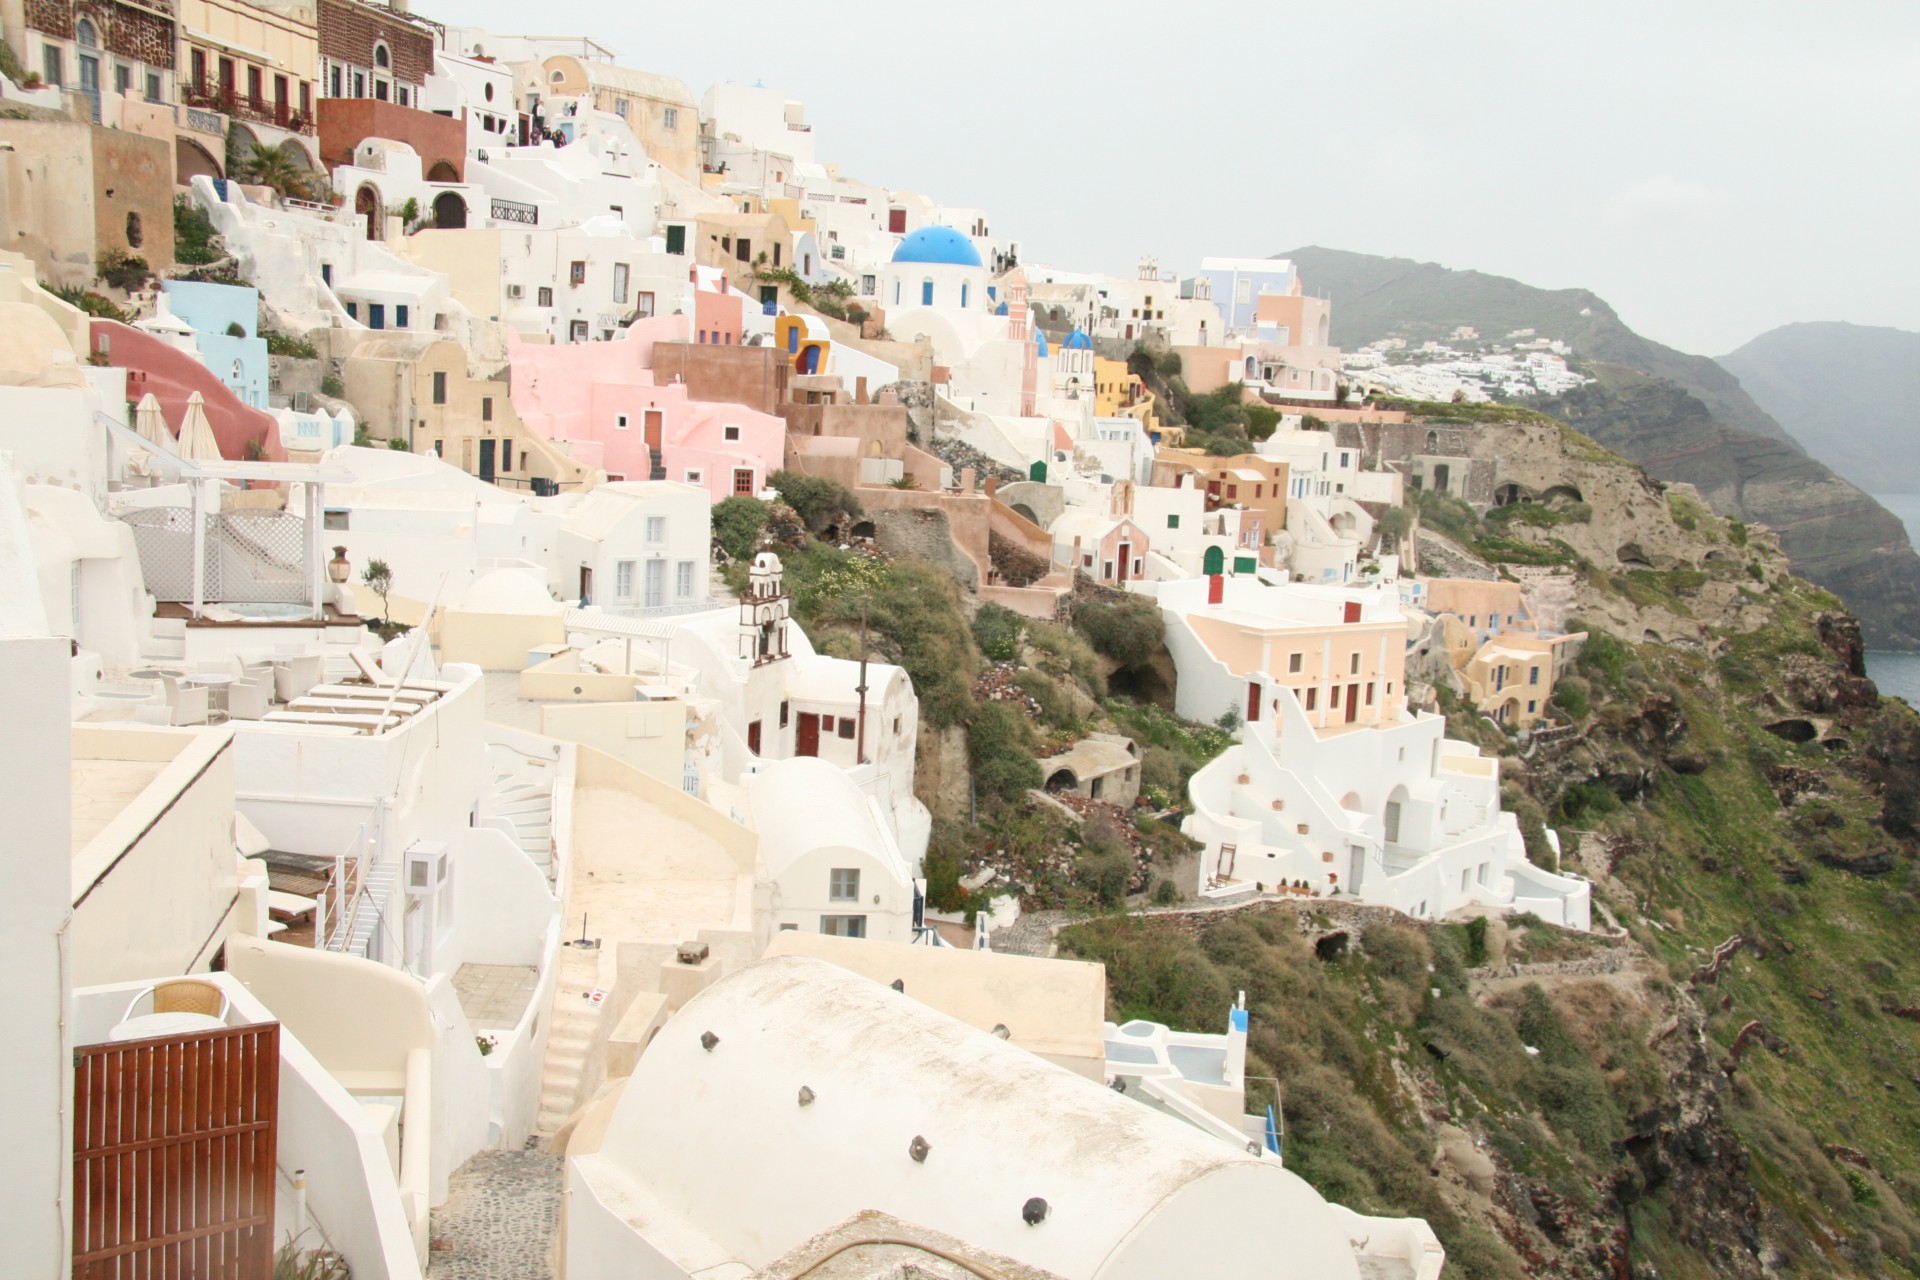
1157 575 1410 731
507 318 785 500
1412 578 1586 729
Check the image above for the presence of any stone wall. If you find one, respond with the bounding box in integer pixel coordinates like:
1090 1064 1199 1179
317 0 432 87
867 503 982 589
650 341 788 415
317 97 463 178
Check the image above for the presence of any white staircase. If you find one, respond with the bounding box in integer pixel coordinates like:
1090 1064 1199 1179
480 741 559 877
329 858 398 960
533 944 603 1135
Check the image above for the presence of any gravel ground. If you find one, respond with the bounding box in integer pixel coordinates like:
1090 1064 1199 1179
427 1150 563 1280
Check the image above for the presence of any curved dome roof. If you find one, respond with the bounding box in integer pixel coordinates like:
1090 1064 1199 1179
1062 328 1093 350
1033 329 1049 358
456 567 562 616
891 226 982 269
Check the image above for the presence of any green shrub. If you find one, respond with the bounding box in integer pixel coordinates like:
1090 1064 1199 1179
1072 594 1164 668
1551 674 1591 720
264 329 319 359
923 820 970 913
1153 877 1180 906
43 284 128 321
1026 621 1105 695
320 373 344 398
1464 916 1490 966
711 496 768 561
96 249 152 292
173 196 223 266
971 602 1023 662
1059 915 1233 1030
769 468 860 532
1013 669 1077 730
967 700 1040 802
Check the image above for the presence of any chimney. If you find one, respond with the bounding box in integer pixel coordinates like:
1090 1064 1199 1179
855 376 868 404
983 475 998 501
960 466 976 495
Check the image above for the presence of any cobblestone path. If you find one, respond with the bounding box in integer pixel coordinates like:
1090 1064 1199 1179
426 1150 562 1279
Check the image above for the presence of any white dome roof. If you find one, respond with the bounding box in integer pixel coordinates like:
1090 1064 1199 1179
455 567 560 616
596 955 1363 1279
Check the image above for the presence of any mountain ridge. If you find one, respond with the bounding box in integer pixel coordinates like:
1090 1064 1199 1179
1281 245 1920 649
1718 321 1920 497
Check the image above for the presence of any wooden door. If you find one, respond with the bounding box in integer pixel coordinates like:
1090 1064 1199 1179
1246 681 1260 724
1345 683 1359 723
644 409 663 449
797 712 820 757
1116 543 1131 583
747 719 762 755
579 565 592 604
478 438 496 482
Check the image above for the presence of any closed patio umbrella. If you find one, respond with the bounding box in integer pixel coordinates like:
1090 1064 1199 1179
176 391 225 462
127 392 175 478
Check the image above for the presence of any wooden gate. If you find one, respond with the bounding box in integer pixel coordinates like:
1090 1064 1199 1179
73 1022 280 1279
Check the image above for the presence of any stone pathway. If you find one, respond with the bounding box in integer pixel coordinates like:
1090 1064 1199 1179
426 1150 563 1280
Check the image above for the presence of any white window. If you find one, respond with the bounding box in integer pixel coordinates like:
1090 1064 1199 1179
675 560 695 598
612 262 629 304
615 414 630 430
1235 279 1251 303
829 868 860 901
645 516 665 543
662 105 679 129
820 915 866 938
723 424 740 441
615 560 636 600
614 98 628 118
569 320 588 342
684 468 703 485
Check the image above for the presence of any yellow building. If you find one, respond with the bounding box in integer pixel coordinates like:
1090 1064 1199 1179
176 0 322 177
539 56 698 180
1456 630 1585 729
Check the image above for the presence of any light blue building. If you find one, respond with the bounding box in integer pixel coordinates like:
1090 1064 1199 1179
163 280 270 410
1182 257 1299 333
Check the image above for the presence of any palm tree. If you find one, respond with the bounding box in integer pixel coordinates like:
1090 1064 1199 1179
242 142 310 201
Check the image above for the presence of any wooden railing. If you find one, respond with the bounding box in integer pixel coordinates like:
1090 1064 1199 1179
73 1022 280 1279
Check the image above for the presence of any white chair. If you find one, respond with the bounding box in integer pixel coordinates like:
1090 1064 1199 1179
350 649 395 687
274 653 323 702
226 675 272 720
154 675 210 726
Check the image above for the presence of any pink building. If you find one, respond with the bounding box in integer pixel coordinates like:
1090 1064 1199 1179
508 308 785 500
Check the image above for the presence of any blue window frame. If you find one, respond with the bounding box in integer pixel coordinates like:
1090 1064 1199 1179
367 303 385 330
395 304 409 329
921 280 934 306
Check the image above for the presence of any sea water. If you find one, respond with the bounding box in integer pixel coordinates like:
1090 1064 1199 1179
1866 494 1920 707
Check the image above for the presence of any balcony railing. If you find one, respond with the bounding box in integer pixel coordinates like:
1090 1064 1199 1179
182 82 311 134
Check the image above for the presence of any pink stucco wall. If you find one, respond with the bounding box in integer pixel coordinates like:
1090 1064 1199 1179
92 321 285 462
507 315 785 499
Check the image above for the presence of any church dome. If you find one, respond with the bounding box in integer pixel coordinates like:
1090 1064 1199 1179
1062 328 1093 350
891 226 982 268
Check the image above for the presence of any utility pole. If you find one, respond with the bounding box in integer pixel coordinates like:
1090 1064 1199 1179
855 593 869 765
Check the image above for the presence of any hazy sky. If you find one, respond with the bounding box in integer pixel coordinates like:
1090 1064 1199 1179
452 0 1919 355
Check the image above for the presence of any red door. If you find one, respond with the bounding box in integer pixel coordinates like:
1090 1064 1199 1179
796 712 820 757
1246 682 1260 723
747 720 762 755
734 468 754 496
1117 543 1131 584
1345 684 1359 723
644 409 663 449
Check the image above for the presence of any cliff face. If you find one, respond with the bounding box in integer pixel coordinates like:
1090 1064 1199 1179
1533 366 1920 650
1284 246 1920 650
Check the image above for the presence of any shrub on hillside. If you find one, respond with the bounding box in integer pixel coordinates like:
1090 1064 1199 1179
1014 669 1078 731
967 700 1041 802
1551 674 1591 720
173 196 223 266
1072 594 1164 669
712 496 768 561
972 602 1023 662
769 468 860 532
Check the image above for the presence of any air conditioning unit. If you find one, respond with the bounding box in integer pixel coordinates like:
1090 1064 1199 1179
405 841 450 897
506 283 524 299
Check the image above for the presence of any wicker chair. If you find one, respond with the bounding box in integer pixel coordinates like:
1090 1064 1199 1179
121 978 231 1023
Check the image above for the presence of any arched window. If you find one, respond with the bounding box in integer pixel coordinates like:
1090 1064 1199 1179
1424 430 1438 452
960 283 969 308
76 18 98 46
921 279 934 307
373 42 391 69
893 280 900 306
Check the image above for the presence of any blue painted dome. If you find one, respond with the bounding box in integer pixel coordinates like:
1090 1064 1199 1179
892 226 983 268
1063 328 1093 350
1034 329 1050 357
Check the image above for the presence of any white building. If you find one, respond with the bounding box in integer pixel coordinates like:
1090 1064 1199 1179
546 481 712 612
745 757 919 942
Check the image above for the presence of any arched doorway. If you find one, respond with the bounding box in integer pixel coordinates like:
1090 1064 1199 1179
1045 769 1077 794
431 191 467 229
426 159 459 183
355 184 382 241
176 137 222 185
